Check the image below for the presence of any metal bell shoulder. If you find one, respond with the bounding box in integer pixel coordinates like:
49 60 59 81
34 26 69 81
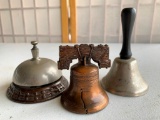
13 58 62 86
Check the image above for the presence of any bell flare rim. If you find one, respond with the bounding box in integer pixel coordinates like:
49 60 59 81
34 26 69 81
101 77 149 97
104 87 149 97
60 94 109 114
60 102 109 114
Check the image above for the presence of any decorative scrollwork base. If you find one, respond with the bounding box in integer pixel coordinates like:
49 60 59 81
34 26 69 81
7 76 68 103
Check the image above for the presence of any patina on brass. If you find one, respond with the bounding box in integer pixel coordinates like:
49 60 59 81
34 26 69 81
58 44 111 114
7 41 68 103
102 8 148 97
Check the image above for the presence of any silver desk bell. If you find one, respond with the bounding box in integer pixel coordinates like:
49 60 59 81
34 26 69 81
7 41 68 103
102 8 148 97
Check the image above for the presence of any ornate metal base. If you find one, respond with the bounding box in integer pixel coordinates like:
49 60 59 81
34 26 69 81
7 76 68 103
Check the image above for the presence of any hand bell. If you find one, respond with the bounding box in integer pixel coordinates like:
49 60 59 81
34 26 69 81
101 8 148 97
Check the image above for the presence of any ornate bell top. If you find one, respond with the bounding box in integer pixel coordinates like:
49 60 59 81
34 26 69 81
58 44 111 70
13 41 62 87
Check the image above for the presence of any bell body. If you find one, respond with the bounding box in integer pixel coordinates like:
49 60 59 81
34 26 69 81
7 57 68 103
61 62 109 114
102 57 148 97
7 41 68 103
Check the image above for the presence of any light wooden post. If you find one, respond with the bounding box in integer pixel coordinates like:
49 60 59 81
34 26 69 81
69 0 77 43
61 0 69 43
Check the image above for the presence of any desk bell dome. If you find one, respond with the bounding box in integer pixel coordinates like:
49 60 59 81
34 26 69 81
7 41 68 103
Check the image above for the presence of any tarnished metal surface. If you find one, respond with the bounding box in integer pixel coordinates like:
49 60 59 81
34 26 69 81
7 41 69 103
13 58 62 86
13 41 62 86
102 57 148 97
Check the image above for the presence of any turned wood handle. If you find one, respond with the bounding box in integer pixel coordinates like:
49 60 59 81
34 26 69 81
120 8 136 59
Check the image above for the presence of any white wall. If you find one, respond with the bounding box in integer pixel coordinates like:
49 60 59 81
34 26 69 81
0 0 61 43
0 0 160 43
77 0 160 43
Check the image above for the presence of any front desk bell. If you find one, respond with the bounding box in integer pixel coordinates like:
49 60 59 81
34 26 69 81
58 44 111 114
102 8 148 97
7 41 68 103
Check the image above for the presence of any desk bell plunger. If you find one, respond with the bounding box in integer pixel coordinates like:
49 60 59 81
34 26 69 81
102 8 148 97
7 41 68 103
58 44 111 114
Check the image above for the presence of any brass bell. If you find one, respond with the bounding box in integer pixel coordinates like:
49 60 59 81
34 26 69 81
58 44 111 114
102 8 148 97
7 41 68 103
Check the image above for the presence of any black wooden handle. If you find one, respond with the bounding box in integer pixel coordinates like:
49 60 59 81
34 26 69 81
120 8 136 59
